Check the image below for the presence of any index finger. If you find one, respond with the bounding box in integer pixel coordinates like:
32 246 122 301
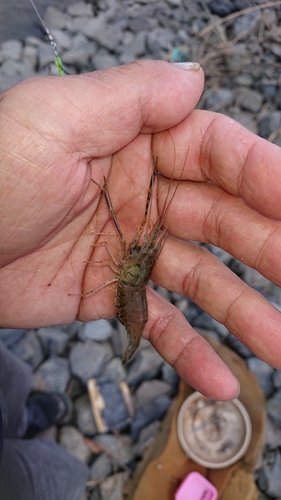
154 110 281 220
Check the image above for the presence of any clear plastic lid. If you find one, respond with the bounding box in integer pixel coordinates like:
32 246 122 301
177 392 252 468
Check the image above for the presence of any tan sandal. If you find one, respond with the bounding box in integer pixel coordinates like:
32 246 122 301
124 335 265 500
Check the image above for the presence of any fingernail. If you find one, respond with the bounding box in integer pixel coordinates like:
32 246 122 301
171 62 201 71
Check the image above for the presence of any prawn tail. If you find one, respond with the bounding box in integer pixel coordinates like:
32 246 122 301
122 336 141 364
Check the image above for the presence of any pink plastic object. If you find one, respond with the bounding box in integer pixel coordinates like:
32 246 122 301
174 471 218 500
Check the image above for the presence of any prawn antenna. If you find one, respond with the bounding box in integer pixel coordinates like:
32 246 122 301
29 0 68 75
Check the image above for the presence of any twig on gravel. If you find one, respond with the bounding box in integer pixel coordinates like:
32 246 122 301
194 1 281 41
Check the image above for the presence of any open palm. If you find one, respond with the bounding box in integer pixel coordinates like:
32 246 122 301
1 60 281 400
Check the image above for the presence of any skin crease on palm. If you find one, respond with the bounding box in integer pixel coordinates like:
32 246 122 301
1 60 281 402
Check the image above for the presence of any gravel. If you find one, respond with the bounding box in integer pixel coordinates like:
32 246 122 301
1 1 281 499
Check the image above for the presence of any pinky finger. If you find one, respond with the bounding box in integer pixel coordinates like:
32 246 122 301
145 287 240 401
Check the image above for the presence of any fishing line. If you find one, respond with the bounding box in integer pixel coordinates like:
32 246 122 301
29 0 68 75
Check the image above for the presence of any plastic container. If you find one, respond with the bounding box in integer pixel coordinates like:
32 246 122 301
177 392 252 468
174 471 218 500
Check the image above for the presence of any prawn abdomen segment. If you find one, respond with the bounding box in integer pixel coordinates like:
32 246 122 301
116 281 148 363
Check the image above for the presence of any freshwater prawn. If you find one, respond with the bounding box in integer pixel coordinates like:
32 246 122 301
88 151 182 364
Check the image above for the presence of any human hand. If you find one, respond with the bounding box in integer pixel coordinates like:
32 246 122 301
1 61 281 401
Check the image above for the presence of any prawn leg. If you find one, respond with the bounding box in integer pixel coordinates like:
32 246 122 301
68 278 118 297
130 158 157 247
91 178 126 252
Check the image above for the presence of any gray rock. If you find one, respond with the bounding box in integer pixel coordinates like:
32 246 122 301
80 320 113 342
171 291 188 305
43 6 70 30
133 420 160 456
92 24 123 52
273 370 281 389
270 43 281 60
154 286 170 302
0 329 25 348
147 27 174 57
235 0 255 8
36 326 69 357
22 45 38 70
127 2 156 20
99 341 114 360
258 112 281 139
126 346 163 386
1 39 22 61
60 425 92 463
110 325 126 358
66 16 91 34
74 393 97 436
94 434 134 465
119 52 136 65
166 0 181 5
204 88 233 110
99 471 130 500
197 328 220 345
120 30 134 48
131 395 172 440
125 31 146 57
235 88 263 113
10 330 44 370
90 452 112 481
256 469 269 497
211 320 229 339
95 377 130 431
207 245 233 265
129 17 157 34
209 0 235 16
226 49 244 73
0 59 35 82
265 416 281 449
267 388 281 427
0 72 21 92
0 59 23 77
266 83 279 103
174 297 189 314
242 266 271 290
233 11 261 37
191 311 214 330
234 74 253 87
81 15 107 39
69 340 110 384
226 333 253 358
67 376 84 399
247 358 274 397
134 380 172 409
68 2 94 17
33 356 70 393
60 321 82 339
161 362 179 390
25 36 42 47
89 488 101 500
263 449 281 498
63 34 97 68
38 42 56 68
101 357 126 384
51 29 72 51
92 49 119 70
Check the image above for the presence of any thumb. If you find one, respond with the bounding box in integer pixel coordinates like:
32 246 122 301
6 60 204 157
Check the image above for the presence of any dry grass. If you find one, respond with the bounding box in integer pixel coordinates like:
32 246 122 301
169 1 281 88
